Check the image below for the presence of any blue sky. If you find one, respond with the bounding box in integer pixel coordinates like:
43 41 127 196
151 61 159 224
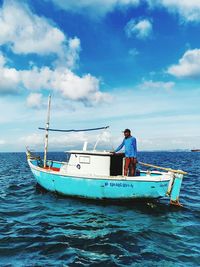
0 0 200 152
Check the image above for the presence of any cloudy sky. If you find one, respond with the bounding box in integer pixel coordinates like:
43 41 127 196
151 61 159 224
0 0 200 152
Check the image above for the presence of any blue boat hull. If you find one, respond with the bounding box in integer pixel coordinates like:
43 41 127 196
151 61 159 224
30 162 172 200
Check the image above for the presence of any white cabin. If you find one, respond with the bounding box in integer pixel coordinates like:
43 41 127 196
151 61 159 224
60 150 124 177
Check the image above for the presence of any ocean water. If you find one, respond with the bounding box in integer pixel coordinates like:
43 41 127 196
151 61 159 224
0 152 199 267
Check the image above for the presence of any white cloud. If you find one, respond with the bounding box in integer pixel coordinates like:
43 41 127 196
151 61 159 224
19 131 106 150
20 132 68 150
0 53 6 66
167 49 200 78
20 133 43 148
21 67 51 91
0 0 64 54
21 67 109 103
0 54 109 104
139 80 175 90
0 52 20 94
48 0 139 16
0 0 80 68
26 93 43 108
0 1 107 104
41 0 200 22
0 139 6 145
147 0 200 22
138 135 200 151
58 37 81 69
125 18 152 39
50 70 106 103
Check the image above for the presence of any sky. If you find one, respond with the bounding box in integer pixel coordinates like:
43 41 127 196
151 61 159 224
0 0 200 152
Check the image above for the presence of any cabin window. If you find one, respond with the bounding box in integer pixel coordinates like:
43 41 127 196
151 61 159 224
79 156 90 164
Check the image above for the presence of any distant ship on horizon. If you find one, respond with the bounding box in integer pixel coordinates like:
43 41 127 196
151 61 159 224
191 149 200 152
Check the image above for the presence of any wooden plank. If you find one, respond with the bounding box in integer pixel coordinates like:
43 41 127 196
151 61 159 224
138 161 187 175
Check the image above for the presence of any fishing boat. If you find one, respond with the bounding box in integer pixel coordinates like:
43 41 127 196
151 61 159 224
26 96 187 206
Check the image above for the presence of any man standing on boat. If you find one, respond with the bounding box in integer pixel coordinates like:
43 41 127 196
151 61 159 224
114 129 137 176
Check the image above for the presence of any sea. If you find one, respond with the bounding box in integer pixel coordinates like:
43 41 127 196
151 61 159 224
0 152 199 267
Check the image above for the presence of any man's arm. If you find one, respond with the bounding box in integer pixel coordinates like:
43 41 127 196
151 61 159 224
114 139 125 153
132 137 137 157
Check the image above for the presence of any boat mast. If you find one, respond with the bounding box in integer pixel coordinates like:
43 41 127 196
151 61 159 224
43 95 51 168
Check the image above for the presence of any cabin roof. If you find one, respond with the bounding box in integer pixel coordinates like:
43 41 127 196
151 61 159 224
65 150 112 156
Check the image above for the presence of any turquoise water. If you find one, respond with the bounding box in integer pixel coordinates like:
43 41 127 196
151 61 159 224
0 152 199 266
